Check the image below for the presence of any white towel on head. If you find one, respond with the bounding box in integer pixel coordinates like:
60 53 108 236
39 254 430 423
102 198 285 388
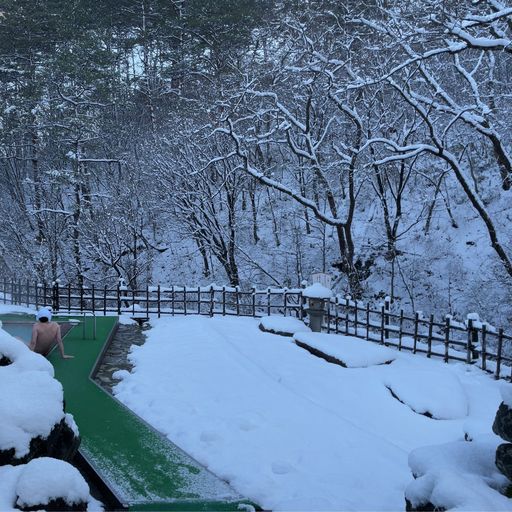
36 307 52 321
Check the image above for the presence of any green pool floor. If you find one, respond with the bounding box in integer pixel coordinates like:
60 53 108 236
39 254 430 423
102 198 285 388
2 313 255 511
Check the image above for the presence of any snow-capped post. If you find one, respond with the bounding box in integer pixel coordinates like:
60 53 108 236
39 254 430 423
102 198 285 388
303 274 333 333
444 316 451 363
466 313 481 361
481 323 487 371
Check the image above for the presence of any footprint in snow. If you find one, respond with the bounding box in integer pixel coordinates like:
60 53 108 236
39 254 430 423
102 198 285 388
271 461 294 475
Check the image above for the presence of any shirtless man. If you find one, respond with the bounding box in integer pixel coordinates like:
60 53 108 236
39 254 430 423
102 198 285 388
29 308 74 359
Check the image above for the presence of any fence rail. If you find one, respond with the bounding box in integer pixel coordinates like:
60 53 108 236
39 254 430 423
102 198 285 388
1 278 511 380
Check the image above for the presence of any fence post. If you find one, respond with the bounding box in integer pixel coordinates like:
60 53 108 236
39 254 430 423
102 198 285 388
103 285 107 316
2 277 5 304
366 303 370 340
157 285 161 318
236 287 240 316
67 283 71 312
267 288 271 317
171 285 175 316
147 285 150 318
284 289 288 317
43 282 47 307
326 298 331 334
444 317 450 363
398 309 404 351
210 286 215 317
345 297 349 334
384 296 390 340
92 284 95 314
481 323 487 371
413 312 419 354
198 286 201 315
53 281 60 312
117 284 121 315
222 286 226 316
354 300 358 337
26 279 30 307
496 328 504 380
35 282 39 309
466 319 473 364
183 287 187 316
252 287 256 317
380 305 385 344
335 296 339 334
427 314 434 358
80 285 84 313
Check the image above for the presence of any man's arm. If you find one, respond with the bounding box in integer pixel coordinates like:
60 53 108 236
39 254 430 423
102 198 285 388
29 325 38 351
55 325 73 359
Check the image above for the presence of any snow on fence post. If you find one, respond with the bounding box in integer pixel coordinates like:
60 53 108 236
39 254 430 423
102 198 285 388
251 287 256 317
267 288 271 317
236 287 240 316
444 317 451 363
427 314 434 358
398 309 404 351
413 312 419 354
380 305 385 344
466 318 473 364
496 328 504 379
103 285 107 316
366 303 370 340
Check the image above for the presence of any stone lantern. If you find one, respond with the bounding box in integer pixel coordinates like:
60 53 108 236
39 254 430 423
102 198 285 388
303 281 333 332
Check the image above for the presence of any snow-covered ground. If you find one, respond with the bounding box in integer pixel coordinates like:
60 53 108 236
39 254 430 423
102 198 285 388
113 315 511 511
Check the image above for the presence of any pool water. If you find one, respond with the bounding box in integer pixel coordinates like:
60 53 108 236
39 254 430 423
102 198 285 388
1 323 33 345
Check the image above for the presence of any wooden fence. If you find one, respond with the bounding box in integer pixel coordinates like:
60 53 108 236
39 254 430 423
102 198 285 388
1 278 511 380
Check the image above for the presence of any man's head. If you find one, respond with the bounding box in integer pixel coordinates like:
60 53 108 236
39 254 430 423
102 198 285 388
36 307 52 323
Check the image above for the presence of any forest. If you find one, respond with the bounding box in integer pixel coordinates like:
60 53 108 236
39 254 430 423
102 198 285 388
1 0 511 326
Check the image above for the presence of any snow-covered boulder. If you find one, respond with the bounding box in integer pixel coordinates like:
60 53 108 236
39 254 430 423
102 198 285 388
294 332 395 368
405 440 510 511
492 386 512 482
383 367 468 420
0 329 80 465
15 457 89 511
259 316 311 337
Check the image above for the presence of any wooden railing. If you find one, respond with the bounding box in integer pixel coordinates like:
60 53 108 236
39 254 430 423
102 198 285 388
1 278 511 380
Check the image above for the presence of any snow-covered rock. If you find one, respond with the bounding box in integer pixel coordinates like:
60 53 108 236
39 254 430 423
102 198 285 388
15 457 89 511
294 332 395 368
259 316 310 337
0 328 80 465
405 440 510 511
384 365 468 420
